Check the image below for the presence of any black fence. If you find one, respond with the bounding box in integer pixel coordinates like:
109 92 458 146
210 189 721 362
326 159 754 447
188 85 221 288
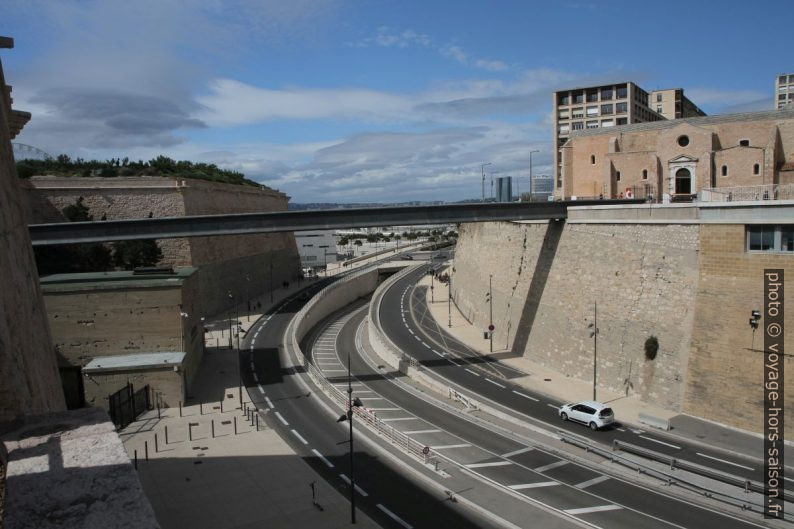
108 383 150 430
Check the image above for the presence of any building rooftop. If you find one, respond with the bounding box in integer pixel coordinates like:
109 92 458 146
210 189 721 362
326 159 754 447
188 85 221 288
567 107 794 139
554 81 633 93
83 352 186 373
40 267 197 293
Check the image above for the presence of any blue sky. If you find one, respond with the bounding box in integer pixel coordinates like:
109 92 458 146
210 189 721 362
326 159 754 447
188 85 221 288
3 0 790 203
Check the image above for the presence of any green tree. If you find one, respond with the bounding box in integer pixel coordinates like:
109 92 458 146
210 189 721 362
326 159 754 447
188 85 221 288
112 240 163 270
353 239 362 247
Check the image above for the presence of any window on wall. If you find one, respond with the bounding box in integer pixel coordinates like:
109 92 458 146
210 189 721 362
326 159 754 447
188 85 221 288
590 154 596 165
656 93 662 102
754 164 760 175
616 102 628 113
642 169 648 180
601 88 613 100
601 104 613 115
586 106 599 116
747 225 794 252
573 91 584 104
616 171 621 181
721 165 728 176
677 135 690 147
586 121 599 129
616 84 628 98
572 122 583 130
572 107 584 118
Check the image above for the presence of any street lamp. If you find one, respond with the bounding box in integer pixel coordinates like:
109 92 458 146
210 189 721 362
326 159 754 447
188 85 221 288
481 162 492 202
336 351 363 524
529 149 540 202
229 291 242 408
447 272 452 328
485 275 494 353
245 274 251 322
749 309 761 350
587 302 599 401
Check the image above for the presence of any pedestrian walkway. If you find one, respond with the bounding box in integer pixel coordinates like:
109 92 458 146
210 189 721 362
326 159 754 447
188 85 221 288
414 266 791 462
120 281 378 529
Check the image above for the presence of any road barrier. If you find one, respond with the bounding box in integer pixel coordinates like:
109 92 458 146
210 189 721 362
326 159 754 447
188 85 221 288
637 412 670 431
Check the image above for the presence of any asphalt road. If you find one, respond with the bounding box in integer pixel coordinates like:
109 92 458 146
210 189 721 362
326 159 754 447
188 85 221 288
237 279 503 529
323 303 767 529
379 265 767 483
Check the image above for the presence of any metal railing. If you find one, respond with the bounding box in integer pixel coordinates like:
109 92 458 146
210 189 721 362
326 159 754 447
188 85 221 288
700 183 794 203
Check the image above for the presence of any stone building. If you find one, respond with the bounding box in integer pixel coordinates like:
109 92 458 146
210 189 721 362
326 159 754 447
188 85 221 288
0 36 66 422
40 268 202 410
451 202 793 436
560 108 794 201
23 175 302 317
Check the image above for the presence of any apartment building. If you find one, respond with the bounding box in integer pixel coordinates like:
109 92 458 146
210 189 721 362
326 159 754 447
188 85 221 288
776 73 794 109
552 82 704 195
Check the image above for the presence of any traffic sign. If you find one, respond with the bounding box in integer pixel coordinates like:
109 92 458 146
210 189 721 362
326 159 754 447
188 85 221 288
488 324 495 331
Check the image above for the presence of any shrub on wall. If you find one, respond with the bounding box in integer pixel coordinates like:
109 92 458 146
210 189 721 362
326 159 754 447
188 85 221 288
644 335 659 361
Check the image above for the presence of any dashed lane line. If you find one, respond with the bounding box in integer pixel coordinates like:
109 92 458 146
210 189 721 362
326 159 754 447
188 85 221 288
512 390 539 402
275 411 288 425
638 435 682 450
485 378 506 389
696 452 755 471
575 475 610 489
465 461 512 469
534 460 569 473
340 474 369 497
502 447 533 458
312 449 334 468
291 429 309 445
564 505 622 515
464 368 480 376
509 482 560 490
377 504 412 529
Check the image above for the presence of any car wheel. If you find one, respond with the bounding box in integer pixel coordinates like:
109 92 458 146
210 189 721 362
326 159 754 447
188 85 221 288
589 422 598 431
560 412 568 421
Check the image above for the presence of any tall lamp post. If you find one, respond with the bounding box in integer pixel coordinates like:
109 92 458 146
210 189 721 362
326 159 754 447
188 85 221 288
587 302 599 401
486 275 494 353
229 291 242 407
337 351 362 524
529 149 540 202
245 274 251 322
269 254 274 303
447 272 452 328
481 162 492 202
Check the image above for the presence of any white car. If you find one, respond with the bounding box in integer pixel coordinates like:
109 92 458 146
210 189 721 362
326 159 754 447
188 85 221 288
558 401 615 430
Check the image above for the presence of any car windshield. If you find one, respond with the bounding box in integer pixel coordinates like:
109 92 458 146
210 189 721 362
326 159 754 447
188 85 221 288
599 408 613 417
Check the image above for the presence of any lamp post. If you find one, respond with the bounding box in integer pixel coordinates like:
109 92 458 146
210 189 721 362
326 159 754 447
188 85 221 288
481 162 492 202
587 302 599 401
337 351 362 524
430 267 434 303
486 275 494 353
749 309 761 350
447 272 452 328
269 254 274 304
245 274 251 322
229 291 242 408
529 149 540 202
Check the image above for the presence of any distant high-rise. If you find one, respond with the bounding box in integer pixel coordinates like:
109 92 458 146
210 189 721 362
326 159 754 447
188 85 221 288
776 73 794 109
552 82 705 197
495 176 512 202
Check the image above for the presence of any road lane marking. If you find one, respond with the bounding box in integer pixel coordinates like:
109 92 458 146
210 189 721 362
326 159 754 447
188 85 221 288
638 435 682 450
404 429 442 434
616 427 627 432
257 385 265 395
275 411 288 425
512 390 539 402
534 460 569 472
510 481 560 490
696 452 755 471
465 369 480 376
380 417 418 422
377 504 412 529
564 505 622 515
291 429 308 445
252 373 259 383
312 449 333 468
432 444 472 450
546 404 559 410
485 378 506 388
408 329 414 335
466 461 512 469
340 474 369 496
576 475 610 489
264 396 274 408
502 447 533 458
432 350 445 357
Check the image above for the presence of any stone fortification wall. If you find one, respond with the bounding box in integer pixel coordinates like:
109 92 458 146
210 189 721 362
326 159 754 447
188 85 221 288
23 176 301 316
453 218 699 413
0 53 65 422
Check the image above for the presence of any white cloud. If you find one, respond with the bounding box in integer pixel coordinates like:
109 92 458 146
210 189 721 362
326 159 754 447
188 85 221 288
352 27 431 48
685 88 767 107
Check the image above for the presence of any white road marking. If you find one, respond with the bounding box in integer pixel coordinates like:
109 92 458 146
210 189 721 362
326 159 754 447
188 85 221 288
381 417 419 422
466 461 512 469
275 411 288 425
546 403 559 410
408 329 414 335
630 428 645 434
564 505 622 515
252 373 259 383
432 350 445 357
485 378 506 388
377 504 412 529
696 452 755 471
291 429 308 445
264 396 274 408
502 447 533 458
432 444 471 450
404 429 442 434
534 460 569 472
414 335 422 342
509 481 560 490
249 361 255 370
312 449 333 468
257 385 265 395
638 435 682 450
512 390 539 402
340 474 369 496
464 368 480 376
616 427 627 432
575 475 610 489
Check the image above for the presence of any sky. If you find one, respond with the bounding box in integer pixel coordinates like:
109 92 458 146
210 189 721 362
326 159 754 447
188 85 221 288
3 0 791 203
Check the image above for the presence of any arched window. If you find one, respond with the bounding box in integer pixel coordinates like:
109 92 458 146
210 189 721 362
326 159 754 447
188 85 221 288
590 154 596 165
721 165 728 176
642 169 648 180
753 163 760 175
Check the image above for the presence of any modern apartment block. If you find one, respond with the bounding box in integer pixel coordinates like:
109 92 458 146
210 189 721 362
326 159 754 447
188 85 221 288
776 72 794 109
552 82 704 194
